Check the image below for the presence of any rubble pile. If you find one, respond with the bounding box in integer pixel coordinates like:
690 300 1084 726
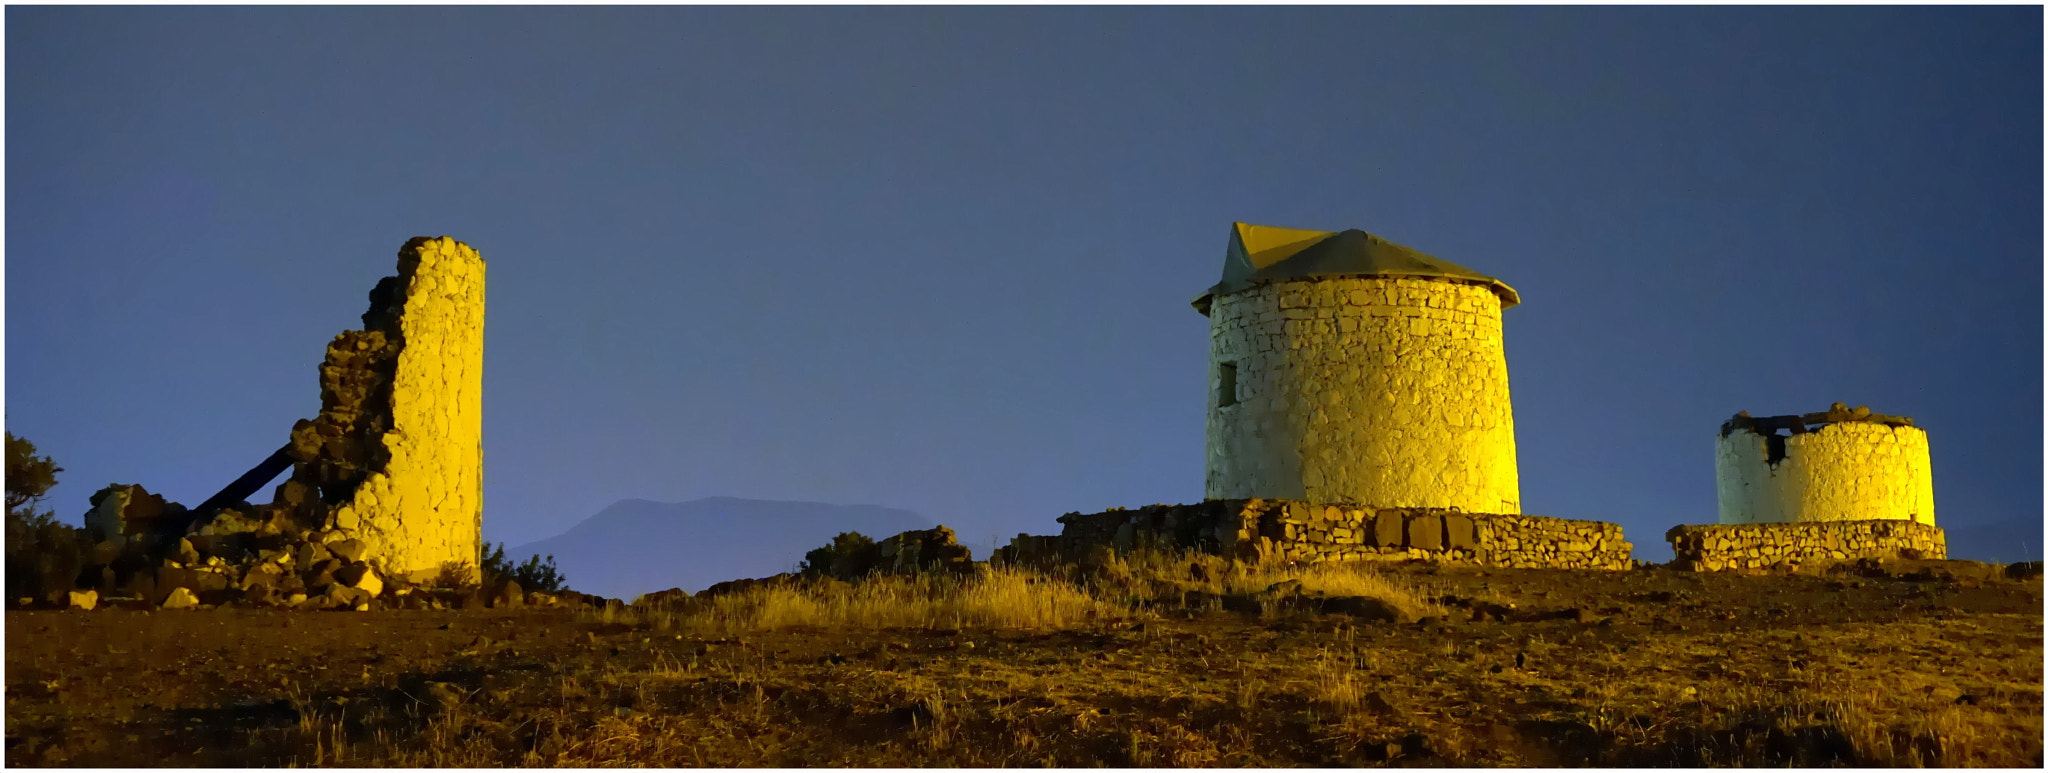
17 237 588 612
633 525 978 606
35 482 605 612
870 525 976 576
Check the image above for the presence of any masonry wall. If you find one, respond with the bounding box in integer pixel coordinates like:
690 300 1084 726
1714 421 1935 526
1204 277 1520 512
1014 499 1631 571
1667 520 1947 571
324 237 486 582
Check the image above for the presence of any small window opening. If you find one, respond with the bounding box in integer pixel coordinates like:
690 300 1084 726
1218 362 1238 408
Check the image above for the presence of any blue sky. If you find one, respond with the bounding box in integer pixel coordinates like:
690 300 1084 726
7 7 2041 562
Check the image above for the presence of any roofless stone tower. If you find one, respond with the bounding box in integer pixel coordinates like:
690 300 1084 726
1193 223 1522 512
1714 405 1935 526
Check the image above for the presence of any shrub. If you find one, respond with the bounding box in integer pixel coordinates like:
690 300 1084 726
5 430 61 516
481 541 566 593
4 430 82 604
798 531 880 581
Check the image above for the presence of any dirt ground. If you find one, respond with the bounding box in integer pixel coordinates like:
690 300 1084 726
6 561 2041 767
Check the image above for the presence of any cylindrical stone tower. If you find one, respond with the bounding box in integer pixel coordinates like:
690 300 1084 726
1714 405 1935 526
1193 223 1522 512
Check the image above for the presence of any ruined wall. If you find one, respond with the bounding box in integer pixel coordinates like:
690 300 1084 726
1714 420 1935 526
1010 500 1631 571
30 236 495 612
1204 277 1520 512
285 236 485 582
1667 520 1947 571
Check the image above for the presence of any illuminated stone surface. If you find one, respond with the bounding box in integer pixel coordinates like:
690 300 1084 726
1202 274 1521 512
1714 419 1935 526
318 236 486 582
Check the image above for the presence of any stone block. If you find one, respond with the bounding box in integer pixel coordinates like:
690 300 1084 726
1443 515 1476 550
1370 513 1405 548
329 539 369 562
160 587 199 609
1407 515 1445 552
1112 523 1135 552
336 565 384 597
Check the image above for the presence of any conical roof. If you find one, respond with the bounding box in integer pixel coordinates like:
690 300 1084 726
1192 222 1519 315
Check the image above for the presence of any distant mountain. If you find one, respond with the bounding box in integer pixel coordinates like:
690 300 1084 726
505 497 934 600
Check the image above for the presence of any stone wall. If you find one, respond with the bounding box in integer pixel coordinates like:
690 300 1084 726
999 499 1631 571
27 236 496 612
1714 415 1935 526
281 236 486 582
1667 520 1947 571
1203 276 1520 512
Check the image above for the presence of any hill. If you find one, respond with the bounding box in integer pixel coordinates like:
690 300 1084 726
503 497 934 599
6 557 2039 766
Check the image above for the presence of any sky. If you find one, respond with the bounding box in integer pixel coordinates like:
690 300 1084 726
7 6 2041 564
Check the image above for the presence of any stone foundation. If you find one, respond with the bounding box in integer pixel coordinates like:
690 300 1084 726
997 499 1633 571
1665 520 1947 571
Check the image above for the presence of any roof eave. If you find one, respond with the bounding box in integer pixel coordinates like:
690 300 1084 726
1195 273 1520 312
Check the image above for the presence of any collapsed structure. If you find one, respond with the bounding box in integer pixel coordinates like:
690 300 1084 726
1713 404 1935 526
286 235 487 583
60 237 492 609
1668 404 1945 571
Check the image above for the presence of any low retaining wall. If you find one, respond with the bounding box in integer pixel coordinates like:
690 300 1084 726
999 499 1632 571
1665 520 1947 571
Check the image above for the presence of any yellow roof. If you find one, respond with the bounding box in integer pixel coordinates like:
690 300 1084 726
1193 222 1520 315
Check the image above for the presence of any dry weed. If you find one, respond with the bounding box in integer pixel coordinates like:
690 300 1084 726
674 566 1123 634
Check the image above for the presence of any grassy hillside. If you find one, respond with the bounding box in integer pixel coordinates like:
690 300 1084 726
6 555 2040 767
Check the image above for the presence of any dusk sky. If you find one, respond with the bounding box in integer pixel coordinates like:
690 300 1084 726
7 7 2041 564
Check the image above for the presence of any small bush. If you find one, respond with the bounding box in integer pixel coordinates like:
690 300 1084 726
5 430 86 604
481 542 566 593
799 531 880 581
5 430 61 516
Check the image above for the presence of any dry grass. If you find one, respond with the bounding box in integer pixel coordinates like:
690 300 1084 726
616 566 1128 635
1089 547 1448 620
10 557 2037 768
602 550 1442 636
1232 561 1449 620
1823 672 2043 767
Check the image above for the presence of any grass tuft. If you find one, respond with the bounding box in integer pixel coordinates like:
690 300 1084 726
676 566 1122 634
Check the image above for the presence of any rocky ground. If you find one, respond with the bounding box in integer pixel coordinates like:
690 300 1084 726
6 559 2042 767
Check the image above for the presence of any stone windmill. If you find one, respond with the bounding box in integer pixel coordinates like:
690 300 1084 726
1193 222 1522 513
